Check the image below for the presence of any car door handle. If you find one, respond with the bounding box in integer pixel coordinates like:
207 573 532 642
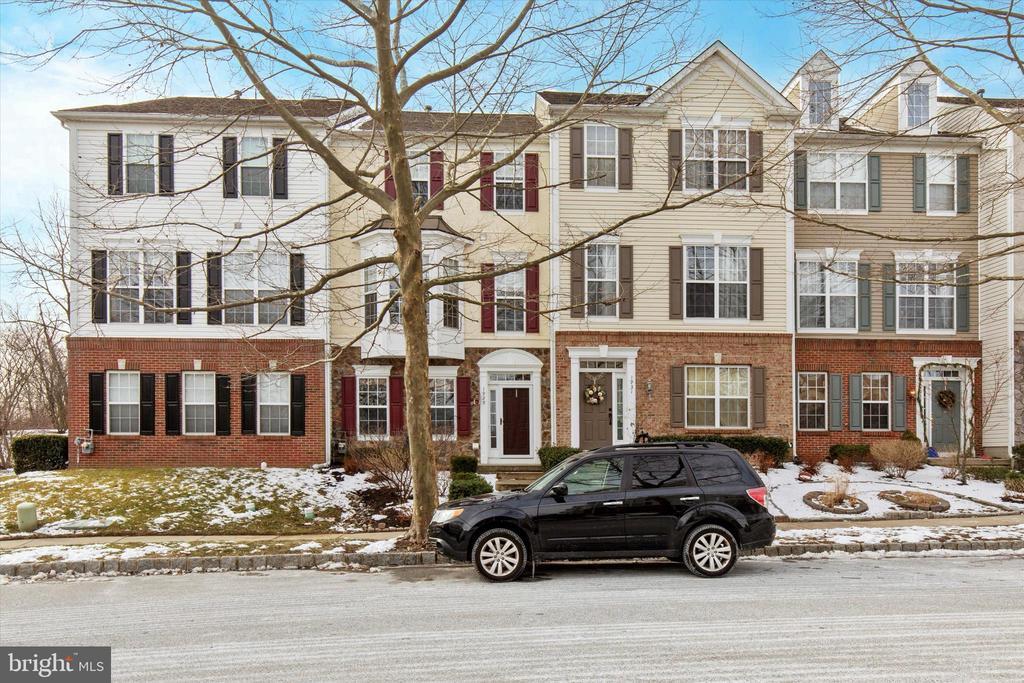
679 496 700 502
602 501 624 506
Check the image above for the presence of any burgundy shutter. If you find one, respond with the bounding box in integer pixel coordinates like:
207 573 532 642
525 264 540 333
388 376 404 435
618 128 633 190
384 151 396 199
748 131 763 193
430 150 444 208
222 137 238 198
570 248 585 318
481 263 495 333
569 127 584 188
668 129 682 190
107 133 123 196
479 152 494 211
341 376 357 435
456 376 472 437
524 153 539 212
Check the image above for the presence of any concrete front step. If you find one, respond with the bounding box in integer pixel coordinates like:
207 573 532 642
479 464 543 475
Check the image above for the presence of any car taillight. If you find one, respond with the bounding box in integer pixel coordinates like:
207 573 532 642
746 486 767 508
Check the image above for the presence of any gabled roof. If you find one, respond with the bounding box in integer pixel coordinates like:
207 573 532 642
355 111 539 135
354 215 471 242
783 50 840 94
938 96 1024 110
55 96 355 119
846 60 936 124
537 91 648 106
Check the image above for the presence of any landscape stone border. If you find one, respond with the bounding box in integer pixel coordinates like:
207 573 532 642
802 491 869 515
878 490 950 513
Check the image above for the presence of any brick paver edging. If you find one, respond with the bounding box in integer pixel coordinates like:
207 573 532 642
3 540 1024 579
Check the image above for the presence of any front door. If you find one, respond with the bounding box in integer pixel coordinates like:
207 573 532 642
501 387 531 456
535 456 626 554
579 373 613 450
930 380 962 452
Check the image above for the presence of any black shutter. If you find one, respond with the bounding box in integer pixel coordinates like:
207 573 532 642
215 374 231 435
206 252 222 325
107 133 123 195
241 374 257 435
158 134 175 195
289 253 305 326
290 374 306 437
223 137 238 198
165 373 181 435
272 137 288 199
140 373 156 436
91 250 108 323
88 372 105 434
176 252 191 325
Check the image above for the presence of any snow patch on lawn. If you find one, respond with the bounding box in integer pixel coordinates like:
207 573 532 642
290 541 323 552
776 523 1024 545
356 538 397 554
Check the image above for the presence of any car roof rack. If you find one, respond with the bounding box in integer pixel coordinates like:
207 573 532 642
595 441 720 452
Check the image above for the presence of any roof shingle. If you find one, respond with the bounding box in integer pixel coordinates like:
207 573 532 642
538 90 647 106
356 111 539 135
57 96 355 118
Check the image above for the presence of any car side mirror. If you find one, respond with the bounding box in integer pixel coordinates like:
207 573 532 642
550 482 568 498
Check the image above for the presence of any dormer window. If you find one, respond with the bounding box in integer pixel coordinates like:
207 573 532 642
906 82 930 129
808 81 833 126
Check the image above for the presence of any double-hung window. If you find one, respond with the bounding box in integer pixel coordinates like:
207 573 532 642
495 269 525 332
495 154 525 210
387 264 402 326
240 137 270 197
257 251 289 325
441 258 460 329
410 152 430 204
808 81 833 126
684 129 748 190
142 251 174 324
585 125 617 188
897 262 955 331
183 372 215 435
685 245 748 319
363 266 380 328
357 377 389 438
927 155 956 213
107 371 140 435
862 373 890 431
798 372 827 430
808 153 867 211
685 365 749 429
797 260 857 329
429 377 456 438
109 251 141 323
108 251 175 324
223 251 257 325
585 243 618 316
906 82 930 129
257 373 290 435
125 134 156 194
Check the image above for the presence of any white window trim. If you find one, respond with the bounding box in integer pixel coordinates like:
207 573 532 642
898 74 937 135
806 79 835 128
584 242 619 319
409 148 431 202
895 255 958 335
106 370 140 436
796 259 859 332
861 372 891 432
108 250 177 325
354 366 390 441
221 250 291 327
182 371 216 436
684 365 751 430
683 245 750 321
797 371 828 432
124 133 156 195
493 151 526 213
256 372 291 436
239 136 271 198
583 123 618 191
427 369 458 441
682 127 750 194
494 265 527 334
925 153 958 217
807 151 869 215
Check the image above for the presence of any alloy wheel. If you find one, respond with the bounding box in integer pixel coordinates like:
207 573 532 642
478 536 520 578
692 531 732 572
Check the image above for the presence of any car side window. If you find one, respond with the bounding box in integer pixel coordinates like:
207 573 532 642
561 457 624 495
687 452 744 485
631 453 692 489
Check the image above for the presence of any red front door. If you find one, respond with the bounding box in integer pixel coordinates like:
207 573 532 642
501 387 531 456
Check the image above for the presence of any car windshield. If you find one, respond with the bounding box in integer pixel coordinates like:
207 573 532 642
524 455 581 492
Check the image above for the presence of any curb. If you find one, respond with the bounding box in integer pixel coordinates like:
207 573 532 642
772 510 1021 523
743 539 1024 557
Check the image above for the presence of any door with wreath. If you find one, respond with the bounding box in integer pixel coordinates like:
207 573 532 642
580 373 613 450
930 380 961 453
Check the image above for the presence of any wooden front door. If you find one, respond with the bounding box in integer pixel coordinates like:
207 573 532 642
579 373 613 450
501 387 531 456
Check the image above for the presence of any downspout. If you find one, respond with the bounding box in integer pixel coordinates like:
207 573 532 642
787 126 798 461
1007 130 1017 467
548 131 560 446
322 152 333 466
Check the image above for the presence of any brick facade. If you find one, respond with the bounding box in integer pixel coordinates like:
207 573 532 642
67 337 327 467
554 331 794 444
795 337 983 458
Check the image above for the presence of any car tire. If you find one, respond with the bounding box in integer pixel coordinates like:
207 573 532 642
682 524 738 578
472 528 528 582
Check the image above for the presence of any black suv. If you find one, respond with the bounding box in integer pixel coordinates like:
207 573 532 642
429 442 774 581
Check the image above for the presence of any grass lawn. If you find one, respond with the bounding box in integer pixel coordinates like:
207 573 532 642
0 467 378 537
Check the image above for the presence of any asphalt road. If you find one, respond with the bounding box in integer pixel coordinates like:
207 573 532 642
2 555 1022 681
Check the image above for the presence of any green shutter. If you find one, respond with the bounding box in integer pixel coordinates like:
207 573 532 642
794 151 807 210
956 264 970 332
828 374 843 432
956 156 969 213
868 155 882 211
912 155 926 212
858 262 872 331
882 263 896 331
849 374 863 431
892 375 907 432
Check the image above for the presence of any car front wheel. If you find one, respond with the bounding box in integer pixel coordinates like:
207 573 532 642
682 524 738 578
472 528 528 582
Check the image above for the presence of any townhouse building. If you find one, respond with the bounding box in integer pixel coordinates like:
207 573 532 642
55 98 339 467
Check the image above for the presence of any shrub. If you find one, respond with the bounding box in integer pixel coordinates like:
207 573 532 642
1004 471 1024 495
449 454 478 475
837 454 857 474
12 434 68 475
448 472 493 500
799 451 825 476
649 434 790 466
870 441 925 479
828 444 871 461
900 430 921 442
358 439 413 500
967 466 1014 482
820 474 852 508
743 450 775 474
538 446 582 471
1012 444 1024 472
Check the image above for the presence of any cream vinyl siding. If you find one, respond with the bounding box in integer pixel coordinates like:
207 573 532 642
795 151 979 339
852 84 900 132
554 59 794 333
328 141 551 348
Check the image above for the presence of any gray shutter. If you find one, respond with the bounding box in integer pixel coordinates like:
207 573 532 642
794 151 807 210
617 128 633 190
868 154 881 211
176 251 191 325
849 374 863 431
748 131 763 193
569 127 584 189
956 264 970 332
670 366 686 427
749 247 764 320
828 374 843 431
956 155 969 213
892 375 906 432
751 367 766 428
858 262 872 331
668 129 682 190
206 252 223 325
669 246 683 320
91 250 107 324
570 247 585 318
882 263 896 331
912 155 926 212
618 245 633 319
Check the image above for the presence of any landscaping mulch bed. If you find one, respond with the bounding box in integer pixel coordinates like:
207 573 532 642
802 491 869 515
879 490 950 513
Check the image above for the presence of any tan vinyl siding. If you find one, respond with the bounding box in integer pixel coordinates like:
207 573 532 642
853 84 900 132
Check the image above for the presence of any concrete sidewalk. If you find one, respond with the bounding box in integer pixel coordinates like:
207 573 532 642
2 513 1021 550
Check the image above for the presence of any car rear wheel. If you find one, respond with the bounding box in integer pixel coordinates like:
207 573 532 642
682 524 738 578
472 528 528 582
